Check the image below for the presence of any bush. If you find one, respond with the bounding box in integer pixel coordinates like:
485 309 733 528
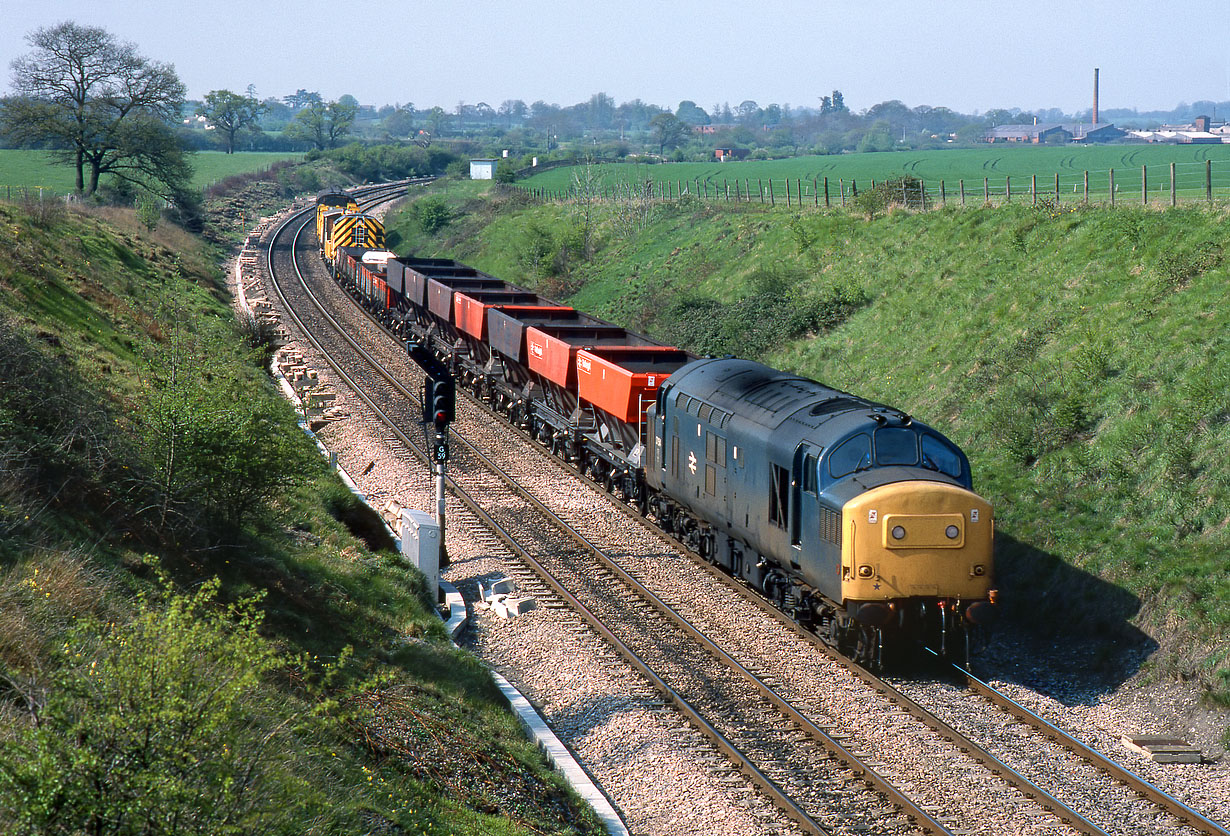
140 319 320 539
0 579 313 836
410 196 453 235
658 267 867 358
853 176 929 219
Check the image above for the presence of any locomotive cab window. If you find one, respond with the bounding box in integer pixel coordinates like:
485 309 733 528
921 434 963 479
874 427 919 466
828 434 871 479
802 454 817 494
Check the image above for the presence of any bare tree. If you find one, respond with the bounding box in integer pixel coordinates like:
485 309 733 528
1 22 188 196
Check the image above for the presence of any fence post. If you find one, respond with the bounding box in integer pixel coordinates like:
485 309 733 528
851 179 858 197
1170 162 1176 207
840 179 845 206
824 177 830 208
1031 175 1037 205
814 177 819 206
1208 160 1213 202
786 179 791 207
960 179 965 207
1109 168 1115 207
983 177 988 204
1142 164 1147 206
1083 170 1089 204
770 179 775 206
940 179 945 207
1054 172 1059 202
1006 176 1011 203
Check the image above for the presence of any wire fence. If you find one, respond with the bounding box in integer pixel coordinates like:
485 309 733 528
515 159 1230 210
0 184 73 203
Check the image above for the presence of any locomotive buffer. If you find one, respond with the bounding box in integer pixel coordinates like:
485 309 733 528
406 340 455 560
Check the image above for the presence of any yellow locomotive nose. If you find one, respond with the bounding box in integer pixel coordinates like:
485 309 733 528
842 481 994 604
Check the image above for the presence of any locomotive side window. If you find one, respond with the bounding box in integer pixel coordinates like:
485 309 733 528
874 427 919 466
921 434 963 479
828 434 871 479
803 454 817 494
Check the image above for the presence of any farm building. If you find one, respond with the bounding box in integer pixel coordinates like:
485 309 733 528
985 124 1073 144
469 159 498 180
1129 116 1229 144
985 122 1124 144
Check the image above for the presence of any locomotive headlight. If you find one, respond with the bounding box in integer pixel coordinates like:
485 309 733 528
857 565 875 578
891 525 906 540
971 564 986 576
946 525 960 539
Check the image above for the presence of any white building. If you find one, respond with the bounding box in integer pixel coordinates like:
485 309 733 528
469 159 498 180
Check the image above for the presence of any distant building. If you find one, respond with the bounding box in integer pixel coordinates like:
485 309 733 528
984 124 1072 144
984 122 1124 144
469 159 497 180
1067 123 1125 143
714 148 734 161
1132 115 1228 144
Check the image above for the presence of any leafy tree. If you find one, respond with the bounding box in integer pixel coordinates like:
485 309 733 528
380 107 416 138
282 88 322 110
736 99 761 125
0 22 189 197
675 100 710 126
498 99 527 127
424 106 449 137
649 112 689 156
284 100 357 151
586 92 615 129
196 90 266 153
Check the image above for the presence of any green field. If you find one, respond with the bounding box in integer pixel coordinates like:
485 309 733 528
522 144 1230 202
0 149 302 196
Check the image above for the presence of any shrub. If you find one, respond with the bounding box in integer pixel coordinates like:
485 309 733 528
0 579 311 836
658 267 867 358
411 196 453 235
853 176 929 219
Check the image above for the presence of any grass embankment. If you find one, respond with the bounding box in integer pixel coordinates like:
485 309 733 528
389 180 1230 710
0 199 602 835
519 145 1230 202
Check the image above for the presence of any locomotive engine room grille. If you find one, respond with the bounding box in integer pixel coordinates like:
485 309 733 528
821 506 841 544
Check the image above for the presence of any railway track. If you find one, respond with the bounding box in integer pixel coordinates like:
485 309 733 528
258 187 1229 836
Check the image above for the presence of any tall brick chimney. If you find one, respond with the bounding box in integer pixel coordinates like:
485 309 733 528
1093 68 1100 125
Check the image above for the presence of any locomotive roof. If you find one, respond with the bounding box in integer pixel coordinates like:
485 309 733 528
663 357 904 430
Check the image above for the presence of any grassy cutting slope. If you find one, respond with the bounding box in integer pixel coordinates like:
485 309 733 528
389 181 1230 704
0 199 602 836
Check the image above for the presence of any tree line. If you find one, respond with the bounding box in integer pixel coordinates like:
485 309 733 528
6 21 1229 208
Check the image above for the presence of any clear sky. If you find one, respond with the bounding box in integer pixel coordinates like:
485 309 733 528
4 0 1229 116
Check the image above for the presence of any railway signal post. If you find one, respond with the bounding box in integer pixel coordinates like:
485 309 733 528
407 340 455 566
